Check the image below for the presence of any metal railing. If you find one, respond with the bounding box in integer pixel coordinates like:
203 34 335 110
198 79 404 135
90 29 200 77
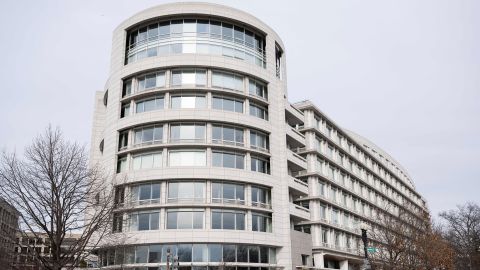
126 33 266 66
212 139 245 147
211 198 246 205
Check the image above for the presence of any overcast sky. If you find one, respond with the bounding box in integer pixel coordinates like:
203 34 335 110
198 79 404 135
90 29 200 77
0 0 478 217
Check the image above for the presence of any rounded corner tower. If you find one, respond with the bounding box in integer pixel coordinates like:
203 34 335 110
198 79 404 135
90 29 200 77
89 2 427 270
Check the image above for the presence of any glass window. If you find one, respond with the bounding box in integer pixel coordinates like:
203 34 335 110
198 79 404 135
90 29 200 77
209 244 222 262
149 245 162 263
171 69 207 86
222 23 233 41
126 18 266 66
212 125 244 146
167 209 204 229
212 151 244 169
117 156 127 173
122 80 132 97
171 20 183 35
135 246 148 263
138 72 166 91
158 21 170 37
222 245 236 262
251 186 271 208
237 245 248 262
120 103 130 118
319 204 327 219
132 152 162 170
129 212 160 231
245 30 254 48
252 212 272 232
192 244 208 262
234 26 244 44
197 20 209 35
212 96 243 113
249 79 267 100
177 244 193 262
170 123 205 143
212 71 243 91
250 130 269 151
211 182 245 204
183 19 196 33
211 209 245 230
171 95 206 109
249 103 268 120
147 23 158 39
118 131 128 150
251 156 270 174
136 96 164 113
130 183 161 205
134 125 163 145
248 246 259 263
169 150 206 166
168 181 205 203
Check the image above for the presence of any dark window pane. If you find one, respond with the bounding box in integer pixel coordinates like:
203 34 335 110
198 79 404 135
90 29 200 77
149 245 162 263
235 101 243 113
223 212 235 230
237 245 248 262
223 245 236 262
177 244 192 262
212 126 222 141
212 212 222 229
223 184 235 199
249 246 259 263
138 213 150 230
252 215 258 231
260 246 268 263
139 185 151 200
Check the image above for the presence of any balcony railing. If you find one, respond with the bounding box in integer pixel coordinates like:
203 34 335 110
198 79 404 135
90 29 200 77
211 198 246 206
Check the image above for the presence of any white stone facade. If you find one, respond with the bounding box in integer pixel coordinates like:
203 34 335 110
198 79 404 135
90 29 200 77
89 3 427 270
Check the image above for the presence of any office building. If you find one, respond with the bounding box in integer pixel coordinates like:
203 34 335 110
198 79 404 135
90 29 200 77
90 3 427 269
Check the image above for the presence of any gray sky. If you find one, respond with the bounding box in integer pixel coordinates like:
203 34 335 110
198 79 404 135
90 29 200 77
0 0 478 217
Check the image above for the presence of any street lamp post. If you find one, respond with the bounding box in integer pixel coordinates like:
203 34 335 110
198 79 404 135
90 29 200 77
166 247 171 270
360 222 372 270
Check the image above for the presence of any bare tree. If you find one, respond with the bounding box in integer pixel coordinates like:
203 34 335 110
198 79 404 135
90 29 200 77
0 126 115 270
439 202 480 270
367 202 454 270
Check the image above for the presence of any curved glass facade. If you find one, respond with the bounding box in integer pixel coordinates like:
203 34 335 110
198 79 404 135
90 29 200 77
98 243 277 269
126 19 266 67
